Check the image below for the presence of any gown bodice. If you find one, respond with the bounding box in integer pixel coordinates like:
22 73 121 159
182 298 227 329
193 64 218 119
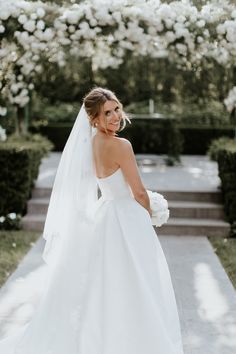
96 167 134 201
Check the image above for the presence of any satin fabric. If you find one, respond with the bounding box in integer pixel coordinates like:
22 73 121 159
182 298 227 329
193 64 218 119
0 167 184 354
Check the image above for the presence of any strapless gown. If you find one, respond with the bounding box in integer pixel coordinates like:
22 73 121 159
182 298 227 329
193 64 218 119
0 167 184 354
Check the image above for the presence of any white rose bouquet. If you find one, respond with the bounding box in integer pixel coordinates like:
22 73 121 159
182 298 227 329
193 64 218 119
146 190 169 227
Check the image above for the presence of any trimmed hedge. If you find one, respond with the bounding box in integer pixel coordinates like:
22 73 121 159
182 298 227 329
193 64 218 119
30 121 235 155
180 125 235 154
208 137 236 235
0 134 53 216
30 119 184 162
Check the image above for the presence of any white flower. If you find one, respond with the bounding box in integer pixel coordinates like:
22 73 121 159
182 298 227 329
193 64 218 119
197 36 204 43
68 25 75 33
10 83 21 94
0 25 5 33
8 213 17 220
216 24 225 35
146 190 169 227
44 28 54 41
64 10 80 25
165 31 175 43
37 20 45 30
0 107 7 117
196 19 205 28
0 125 7 141
31 13 38 21
224 87 236 112
151 210 170 227
176 43 187 56
0 216 5 223
36 8 46 18
18 14 28 25
23 20 36 33
0 9 10 21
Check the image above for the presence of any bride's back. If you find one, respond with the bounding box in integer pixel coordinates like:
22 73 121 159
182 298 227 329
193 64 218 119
92 133 121 179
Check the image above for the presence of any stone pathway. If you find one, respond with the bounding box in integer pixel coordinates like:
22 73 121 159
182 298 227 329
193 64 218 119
0 153 235 354
35 153 221 191
23 153 230 236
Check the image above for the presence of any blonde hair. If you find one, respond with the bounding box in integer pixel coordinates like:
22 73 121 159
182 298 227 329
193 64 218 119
83 86 131 135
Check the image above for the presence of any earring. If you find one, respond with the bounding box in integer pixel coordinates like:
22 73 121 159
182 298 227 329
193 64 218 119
95 122 98 127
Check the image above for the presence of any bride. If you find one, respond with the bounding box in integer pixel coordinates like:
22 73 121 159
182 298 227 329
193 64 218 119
0 87 184 354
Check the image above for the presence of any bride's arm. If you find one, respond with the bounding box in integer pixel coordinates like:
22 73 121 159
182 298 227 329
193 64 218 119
114 138 152 216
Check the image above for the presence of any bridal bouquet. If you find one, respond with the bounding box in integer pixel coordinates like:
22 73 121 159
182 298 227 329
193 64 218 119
146 190 169 227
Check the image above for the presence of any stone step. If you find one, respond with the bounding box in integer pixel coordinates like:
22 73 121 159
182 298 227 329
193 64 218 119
32 188 52 198
168 201 225 219
157 189 223 203
27 198 226 220
32 186 223 203
21 214 46 232
156 217 230 237
27 198 49 214
22 213 230 238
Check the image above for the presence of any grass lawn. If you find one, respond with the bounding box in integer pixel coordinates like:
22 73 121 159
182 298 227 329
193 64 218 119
0 230 41 288
208 236 236 289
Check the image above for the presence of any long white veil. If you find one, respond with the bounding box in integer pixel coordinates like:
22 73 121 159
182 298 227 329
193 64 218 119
42 103 98 266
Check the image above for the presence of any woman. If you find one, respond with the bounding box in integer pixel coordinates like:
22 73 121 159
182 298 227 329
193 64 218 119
0 87 184 353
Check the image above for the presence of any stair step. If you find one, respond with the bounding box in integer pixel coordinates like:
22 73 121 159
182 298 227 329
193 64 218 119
32 187 223 203
21 214 46 232
156 190 222 203
27 198 50 214
22 214 231 238
32 188 52 198
168 201 225 219
27 197 225 220
156 217 230 237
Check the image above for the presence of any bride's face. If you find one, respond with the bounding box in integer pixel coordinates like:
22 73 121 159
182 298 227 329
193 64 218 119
96 100 121 134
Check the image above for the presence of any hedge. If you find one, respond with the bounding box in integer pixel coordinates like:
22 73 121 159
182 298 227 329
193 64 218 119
0 134 53 216
30 121 235 155
208 137 236 236
30 118 184 163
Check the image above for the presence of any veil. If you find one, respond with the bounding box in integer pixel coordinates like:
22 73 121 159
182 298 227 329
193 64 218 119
41 103 98 266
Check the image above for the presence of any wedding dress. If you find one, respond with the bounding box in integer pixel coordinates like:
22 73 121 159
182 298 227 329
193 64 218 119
0 165 184 354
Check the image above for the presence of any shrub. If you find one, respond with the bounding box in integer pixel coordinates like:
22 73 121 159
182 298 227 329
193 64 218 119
0 213 21 230
208 137 236 235
0 133 54 217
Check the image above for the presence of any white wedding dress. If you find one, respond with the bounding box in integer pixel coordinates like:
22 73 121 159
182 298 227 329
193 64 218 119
0 166 184 354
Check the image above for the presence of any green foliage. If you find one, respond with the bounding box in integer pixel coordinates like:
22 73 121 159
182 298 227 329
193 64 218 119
208 137 236 233
0 133 53 216
125 99 231 126
27 55 236 125
207 136 235 161
0 213 21 230
30 118 183 161
30 123 72 151
0 230 40 287
209 236 236 288
31 97 81 124
182 127 234 154
114 118 183 163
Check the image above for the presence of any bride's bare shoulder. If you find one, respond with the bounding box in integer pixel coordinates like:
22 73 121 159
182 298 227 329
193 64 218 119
114 136 131 145
113 137 133 160
113 136 132 150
